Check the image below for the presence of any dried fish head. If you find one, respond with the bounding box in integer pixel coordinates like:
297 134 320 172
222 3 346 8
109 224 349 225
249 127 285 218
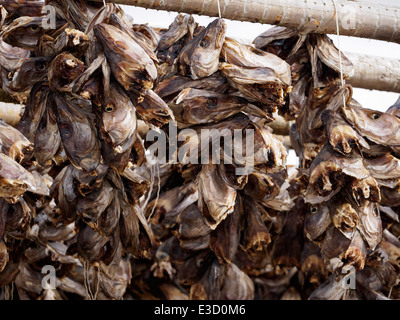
0 120 33 163
221 37 291 81
17 83 49 142
342 104 400 146
48 52 86 92
178 18 226 80
2 16 65 50
53 93 101 173
94 23 157 93
129 89 174 127
8 56 52 92
304 204 331 241
100 82 137 154
197 164 237 230
0 153 36 203
157 14 195 51
34 103 61 165
322 109 368 155
170 88 247 125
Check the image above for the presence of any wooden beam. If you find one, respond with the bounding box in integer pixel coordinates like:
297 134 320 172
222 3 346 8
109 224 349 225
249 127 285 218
346 52 400 93
99 0 400 44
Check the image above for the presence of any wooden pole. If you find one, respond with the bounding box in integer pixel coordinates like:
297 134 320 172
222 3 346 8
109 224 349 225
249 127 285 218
100 0 400 44
346 52 400 93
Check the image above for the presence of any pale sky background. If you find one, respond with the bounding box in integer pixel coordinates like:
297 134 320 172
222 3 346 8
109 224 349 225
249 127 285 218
121 1 400 165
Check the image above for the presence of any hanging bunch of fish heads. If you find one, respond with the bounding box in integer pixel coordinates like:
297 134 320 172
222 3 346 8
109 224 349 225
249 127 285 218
255 26 400 299
0 0 398 300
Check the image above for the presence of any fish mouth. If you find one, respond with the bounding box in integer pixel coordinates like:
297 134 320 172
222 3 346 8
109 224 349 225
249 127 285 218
214 20 227 49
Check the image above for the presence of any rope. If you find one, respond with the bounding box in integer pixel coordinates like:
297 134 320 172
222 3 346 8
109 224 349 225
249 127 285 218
332 0 347 107
217 0 222 19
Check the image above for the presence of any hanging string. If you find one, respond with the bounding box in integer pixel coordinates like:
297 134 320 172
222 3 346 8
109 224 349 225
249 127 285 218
332 0 347 107
217 0 222 19
147 163 161 221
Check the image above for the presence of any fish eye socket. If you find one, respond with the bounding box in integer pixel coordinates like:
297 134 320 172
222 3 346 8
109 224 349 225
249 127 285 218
105 104 115 113
29 25 40 33
196 258 204 268
38 120 46 132
199 39 208 48
206 97 218 108
369 112 381 120
35 61 46 71
60 123 72 137
311 207 317 214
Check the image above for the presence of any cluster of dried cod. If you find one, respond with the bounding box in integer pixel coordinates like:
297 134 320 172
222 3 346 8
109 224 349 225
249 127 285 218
0 0 398 300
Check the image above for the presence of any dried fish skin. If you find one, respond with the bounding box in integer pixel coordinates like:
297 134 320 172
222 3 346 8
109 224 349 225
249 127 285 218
300 240 328 289
53 93 101 173
146 181 197 226
304 204 331 242
342 104 400 146
17 83 49 142
177 204 212 250
132 24 160 53
219 263 255 300
119 200 140 258
100 82 137 154
328 197 359 239
8 56 52 92
0 120 33 163
54 28 89 58
50 165 78 223
272 198 305 268
197 164 237 230
355 200 382 250
177 249 214 286
170 88 247 126
305 144 370 204
107 13 158 65
34 104 61 166
0 240 8 273
343 230 367 270
77 222 109 264
242 196 271 254
219 62 290 107
5 198 32 239
312 34 354 80
2 16 65 50
321 110 368 156
308 272 347 300
189 259 225 300
129 89 174 127
320 226 351 261
350 175 381 204
0 153 36 203
221 37 291 83
178 18 226 80
94 23 157 93
157 14 195 51
155 74 227 103
2 0 44 17
209 197 241 263
0 39 30 71
363 153 400 180
76 182 114 223
251 122 288 171
48 52 86 92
